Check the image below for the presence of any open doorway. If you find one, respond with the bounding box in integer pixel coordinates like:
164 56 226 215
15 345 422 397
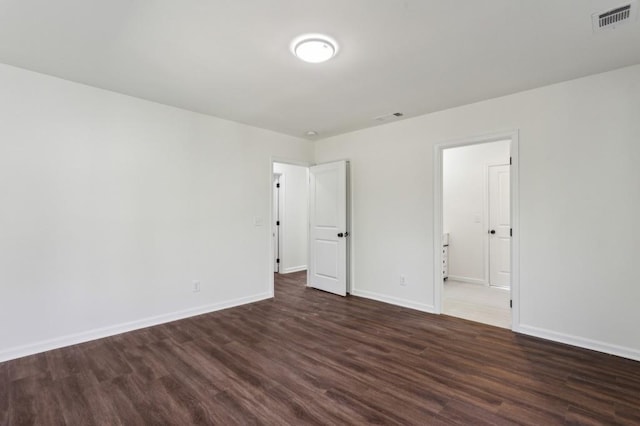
434 132 520 330
269 159 351 299
272 162 309 278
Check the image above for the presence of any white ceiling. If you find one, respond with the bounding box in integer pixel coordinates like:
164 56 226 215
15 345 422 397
0 0 639 139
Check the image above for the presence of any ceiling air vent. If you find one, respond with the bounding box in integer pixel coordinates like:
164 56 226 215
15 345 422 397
592 1 637 32
373 112 404 122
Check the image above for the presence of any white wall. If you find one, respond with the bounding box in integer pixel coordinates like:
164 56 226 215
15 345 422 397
443 140 510 284
273 163 308 273
0 64 313 361
315 64 640 360
2 60 640 363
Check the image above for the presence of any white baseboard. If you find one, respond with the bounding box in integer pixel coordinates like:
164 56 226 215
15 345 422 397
447 275 488 285
351 289 435 313
0 292 272 363
281 265 307 274
518 324 640 362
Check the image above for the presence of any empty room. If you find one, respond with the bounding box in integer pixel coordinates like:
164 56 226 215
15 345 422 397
1 1 639 425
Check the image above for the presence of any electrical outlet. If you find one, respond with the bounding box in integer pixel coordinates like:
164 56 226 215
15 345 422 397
400 275 406 286
193 280 201 293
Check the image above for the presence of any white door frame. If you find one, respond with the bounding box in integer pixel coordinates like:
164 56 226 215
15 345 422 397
273 173 282 273
268 158 312 298
433 130 520 331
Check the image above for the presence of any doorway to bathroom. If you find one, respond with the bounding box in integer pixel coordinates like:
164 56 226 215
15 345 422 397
434 132 519 330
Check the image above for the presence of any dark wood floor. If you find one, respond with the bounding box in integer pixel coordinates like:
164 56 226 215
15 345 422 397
2 272 640 425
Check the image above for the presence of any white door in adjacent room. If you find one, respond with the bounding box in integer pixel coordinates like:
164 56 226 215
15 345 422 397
309 161 348 296
489 164 511 288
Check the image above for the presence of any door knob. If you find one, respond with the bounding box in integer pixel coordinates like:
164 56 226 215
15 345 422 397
337 233 344 237
490 230 496 234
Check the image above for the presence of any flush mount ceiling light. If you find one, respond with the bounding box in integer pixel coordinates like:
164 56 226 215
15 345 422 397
291 34 338 63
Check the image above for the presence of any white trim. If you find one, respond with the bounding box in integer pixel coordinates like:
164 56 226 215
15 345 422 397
346 161 353 294
510 135 521 332
351 289 435 313
518 325 640 362
271 156 314 168
277 172 286 273
433 142 444 312
281 265 307 274
482 162 490 284
307 167 311 288
0 292 272 363
447 275 488 286
273 172 282 273
433 130 520 333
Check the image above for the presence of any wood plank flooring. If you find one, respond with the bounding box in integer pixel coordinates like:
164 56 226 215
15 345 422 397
1 271 640 425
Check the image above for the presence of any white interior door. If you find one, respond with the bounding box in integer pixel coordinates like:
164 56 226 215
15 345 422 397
273 174 280 273
489 164 511 288
309 161 347 296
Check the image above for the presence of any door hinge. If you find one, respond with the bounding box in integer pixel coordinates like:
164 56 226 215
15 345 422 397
510 228 512 237
510 157 512 165
276 221 280 226
276 183 280 188
276 258 280 264
510 300 512 308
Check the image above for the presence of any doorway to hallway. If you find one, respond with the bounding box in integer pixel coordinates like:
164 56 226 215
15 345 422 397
272 162 309 276
269 160 351 298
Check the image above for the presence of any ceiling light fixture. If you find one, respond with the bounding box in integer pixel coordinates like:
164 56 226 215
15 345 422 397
291 34 338 63
306 130 318 137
